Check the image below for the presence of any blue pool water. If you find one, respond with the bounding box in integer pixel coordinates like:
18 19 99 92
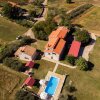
45 76 59 95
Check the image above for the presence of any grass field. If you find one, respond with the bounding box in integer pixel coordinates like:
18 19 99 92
0 17 28 41
73 6 100 34
31 60 55 93
48 0 81 11
56 37 100 100
0 64 27 100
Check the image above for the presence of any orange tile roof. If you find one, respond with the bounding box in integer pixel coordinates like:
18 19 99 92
15 45 36 56
58 27 69 38
49 26 69 39
53 39 66 54
45 37 59 48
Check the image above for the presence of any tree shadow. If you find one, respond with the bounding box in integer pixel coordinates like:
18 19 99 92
67 94 77 100
34 63 40 69
34 79 40 88
87 61 94 71
35 50 43 60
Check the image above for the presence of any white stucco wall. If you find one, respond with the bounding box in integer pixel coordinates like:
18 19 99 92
44 52 60 61
19 53 32 61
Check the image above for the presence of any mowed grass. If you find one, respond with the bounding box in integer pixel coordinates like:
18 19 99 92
73 6 100 33
31 60 55 93
0 65 27 100
33 60 55 79
0 17 28 41
56 38 100 100
48 0 81 11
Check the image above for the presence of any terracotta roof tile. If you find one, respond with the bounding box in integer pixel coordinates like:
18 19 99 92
53 39 66 54
25 61 35 68
24 77 35 87
68 40 81 57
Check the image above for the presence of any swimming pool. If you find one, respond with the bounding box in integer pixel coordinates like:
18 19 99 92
45 76 59 96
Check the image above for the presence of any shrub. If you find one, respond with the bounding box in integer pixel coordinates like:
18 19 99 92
73 29 90 44
75 57 88 71
67 4 93 19
33 0 44 6
3 57 24 72
20 36 34 45
16 19 33 28
66 0 72 4
33 19 57 40
15 90 36 100
66 56 76 65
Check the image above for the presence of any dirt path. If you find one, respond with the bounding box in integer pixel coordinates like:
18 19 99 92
24 28 35 39
42 57 76 69
82 33 96 61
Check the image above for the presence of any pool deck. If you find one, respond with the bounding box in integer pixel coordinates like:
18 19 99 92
38 71 66 100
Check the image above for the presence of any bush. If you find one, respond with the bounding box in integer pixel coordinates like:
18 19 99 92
33 0 44 6
66 56 76 65
0 40 29 62
15 90 35 100
75 57 88 71
33 19 57 40
73 29 90 44
20 36 34 45
16 19 33 28
3 57 24 71
66 0 72 4
67 4 93 19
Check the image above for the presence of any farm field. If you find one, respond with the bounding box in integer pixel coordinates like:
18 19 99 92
73 6 100 34
56 38 100 100
0 17 28 41
0 65 27 100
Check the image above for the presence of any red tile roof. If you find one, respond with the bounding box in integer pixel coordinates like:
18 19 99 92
54 39 66 54
68 40 81 57
25 61 35 68
15 45 36 56
24 77 35 87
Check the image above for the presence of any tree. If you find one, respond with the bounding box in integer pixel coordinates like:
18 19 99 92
3 57 24 71
33 0 44 6
20 36 33 45
15 90 36 100
66 0 72 4
75 57 88 71
66 56 76 65
2 3 23 19
73 29 90 44
33 19 57 40
2 3 12 18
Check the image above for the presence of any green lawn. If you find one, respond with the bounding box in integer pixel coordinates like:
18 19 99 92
0 64 27 100
48 0 81 11
0 17 28 41
31 60 55 93
32 40 47 52
56 38 100 100
73 6 100 34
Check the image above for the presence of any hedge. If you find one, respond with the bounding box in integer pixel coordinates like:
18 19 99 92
67 4 93 19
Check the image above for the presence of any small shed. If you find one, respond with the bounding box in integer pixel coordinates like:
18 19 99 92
23 77 35 88
25 61 35 68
